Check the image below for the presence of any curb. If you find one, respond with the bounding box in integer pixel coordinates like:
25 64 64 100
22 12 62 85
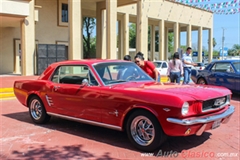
0 88 13 93
0 88 15 100
161 76 169 83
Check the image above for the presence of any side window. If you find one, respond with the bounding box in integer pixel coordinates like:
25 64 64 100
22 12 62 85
51 65 98 86
226 65 235 73
214 63 230 72
210 64 216 72
162 62 168 68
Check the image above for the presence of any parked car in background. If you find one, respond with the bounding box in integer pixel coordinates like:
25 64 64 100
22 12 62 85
194 62 205 70
191 60 240 93
14 59 235 151
153 60 168 75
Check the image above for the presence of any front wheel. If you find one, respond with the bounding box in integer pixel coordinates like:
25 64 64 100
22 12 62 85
28 96 51 124
126 110 166 151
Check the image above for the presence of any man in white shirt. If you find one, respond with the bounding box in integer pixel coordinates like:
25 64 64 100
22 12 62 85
182 47 197 84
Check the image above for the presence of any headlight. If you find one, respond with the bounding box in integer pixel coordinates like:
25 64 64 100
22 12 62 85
181 102 189 116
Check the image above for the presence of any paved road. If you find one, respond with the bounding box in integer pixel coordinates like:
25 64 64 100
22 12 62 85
0 95 239 160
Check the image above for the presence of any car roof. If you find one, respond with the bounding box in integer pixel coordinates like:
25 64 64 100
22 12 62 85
214 60 240 63
50 59 127 67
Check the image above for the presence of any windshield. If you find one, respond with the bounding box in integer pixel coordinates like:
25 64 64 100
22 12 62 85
153 62 162 68
93 62 154 85
233 62 240 72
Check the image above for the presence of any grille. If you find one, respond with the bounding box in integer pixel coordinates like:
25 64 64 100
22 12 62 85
202 96 227 111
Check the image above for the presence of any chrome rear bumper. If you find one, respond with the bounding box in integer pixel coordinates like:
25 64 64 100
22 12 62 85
167 105 235 125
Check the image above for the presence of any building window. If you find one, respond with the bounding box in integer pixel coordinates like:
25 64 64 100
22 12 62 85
58 0 68 26
62 3 68 22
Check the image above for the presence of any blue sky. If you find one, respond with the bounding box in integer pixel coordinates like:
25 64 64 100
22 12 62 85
180 0 240 51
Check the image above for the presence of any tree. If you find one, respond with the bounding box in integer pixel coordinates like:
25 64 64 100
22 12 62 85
83 17 96 58
208 38 217 49
168 33 174 54
228 44 240 56
129 23 136 48
213 38 217 48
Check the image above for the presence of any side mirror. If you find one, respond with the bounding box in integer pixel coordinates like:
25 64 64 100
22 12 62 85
82 79 89 86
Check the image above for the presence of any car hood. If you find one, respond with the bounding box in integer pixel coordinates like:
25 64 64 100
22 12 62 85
112 82 231 101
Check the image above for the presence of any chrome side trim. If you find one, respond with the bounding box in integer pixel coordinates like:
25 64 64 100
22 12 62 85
167 105 235 125
47 112 122 131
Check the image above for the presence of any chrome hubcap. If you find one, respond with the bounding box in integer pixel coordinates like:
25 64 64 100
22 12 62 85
30 99 42 120
130 116 155 146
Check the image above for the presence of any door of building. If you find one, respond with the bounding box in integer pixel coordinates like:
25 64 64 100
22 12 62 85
14 39 21 74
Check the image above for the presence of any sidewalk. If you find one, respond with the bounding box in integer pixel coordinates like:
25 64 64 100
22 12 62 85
0 75 39 99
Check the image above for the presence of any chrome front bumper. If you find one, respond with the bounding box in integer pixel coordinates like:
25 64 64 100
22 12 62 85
167 105 235 125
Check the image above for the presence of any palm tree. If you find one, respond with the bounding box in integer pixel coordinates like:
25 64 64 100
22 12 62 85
232 44 240 55
228 44 240 56
213 38 217 48
208 38 217 48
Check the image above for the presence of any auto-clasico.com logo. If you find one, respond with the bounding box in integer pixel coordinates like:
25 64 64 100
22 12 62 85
141 150 238 158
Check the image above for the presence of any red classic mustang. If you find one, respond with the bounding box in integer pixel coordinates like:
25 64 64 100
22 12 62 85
14 59 235 151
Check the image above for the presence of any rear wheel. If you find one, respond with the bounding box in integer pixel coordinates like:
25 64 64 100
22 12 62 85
126 110 166 151
28 96 51 124
197 78 207 85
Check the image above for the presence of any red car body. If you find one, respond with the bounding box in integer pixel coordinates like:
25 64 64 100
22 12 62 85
14 59 235 151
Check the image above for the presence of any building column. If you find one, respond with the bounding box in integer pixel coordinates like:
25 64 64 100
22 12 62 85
208 28 213 63
174 22 179 53
158 20 164 61
123 13 129 57
198 26 203 62
136 0 148 59
96 2 102 58
21 0 35 75
102 10 107 59
106 0 117 59
118 20 123 59
164 27 169 61
178 25 181 48
150 25 155 61
68 0 82 60
187 24 192 47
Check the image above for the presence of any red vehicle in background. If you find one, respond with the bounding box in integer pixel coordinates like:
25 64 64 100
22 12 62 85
14 59 235 151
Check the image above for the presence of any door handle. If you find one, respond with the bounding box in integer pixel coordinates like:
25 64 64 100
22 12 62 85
53 86 60 91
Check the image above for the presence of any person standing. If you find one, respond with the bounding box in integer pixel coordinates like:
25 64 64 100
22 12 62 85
123 55 131 61
167 52 183 84
134 52 160 83
182 47 197 84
